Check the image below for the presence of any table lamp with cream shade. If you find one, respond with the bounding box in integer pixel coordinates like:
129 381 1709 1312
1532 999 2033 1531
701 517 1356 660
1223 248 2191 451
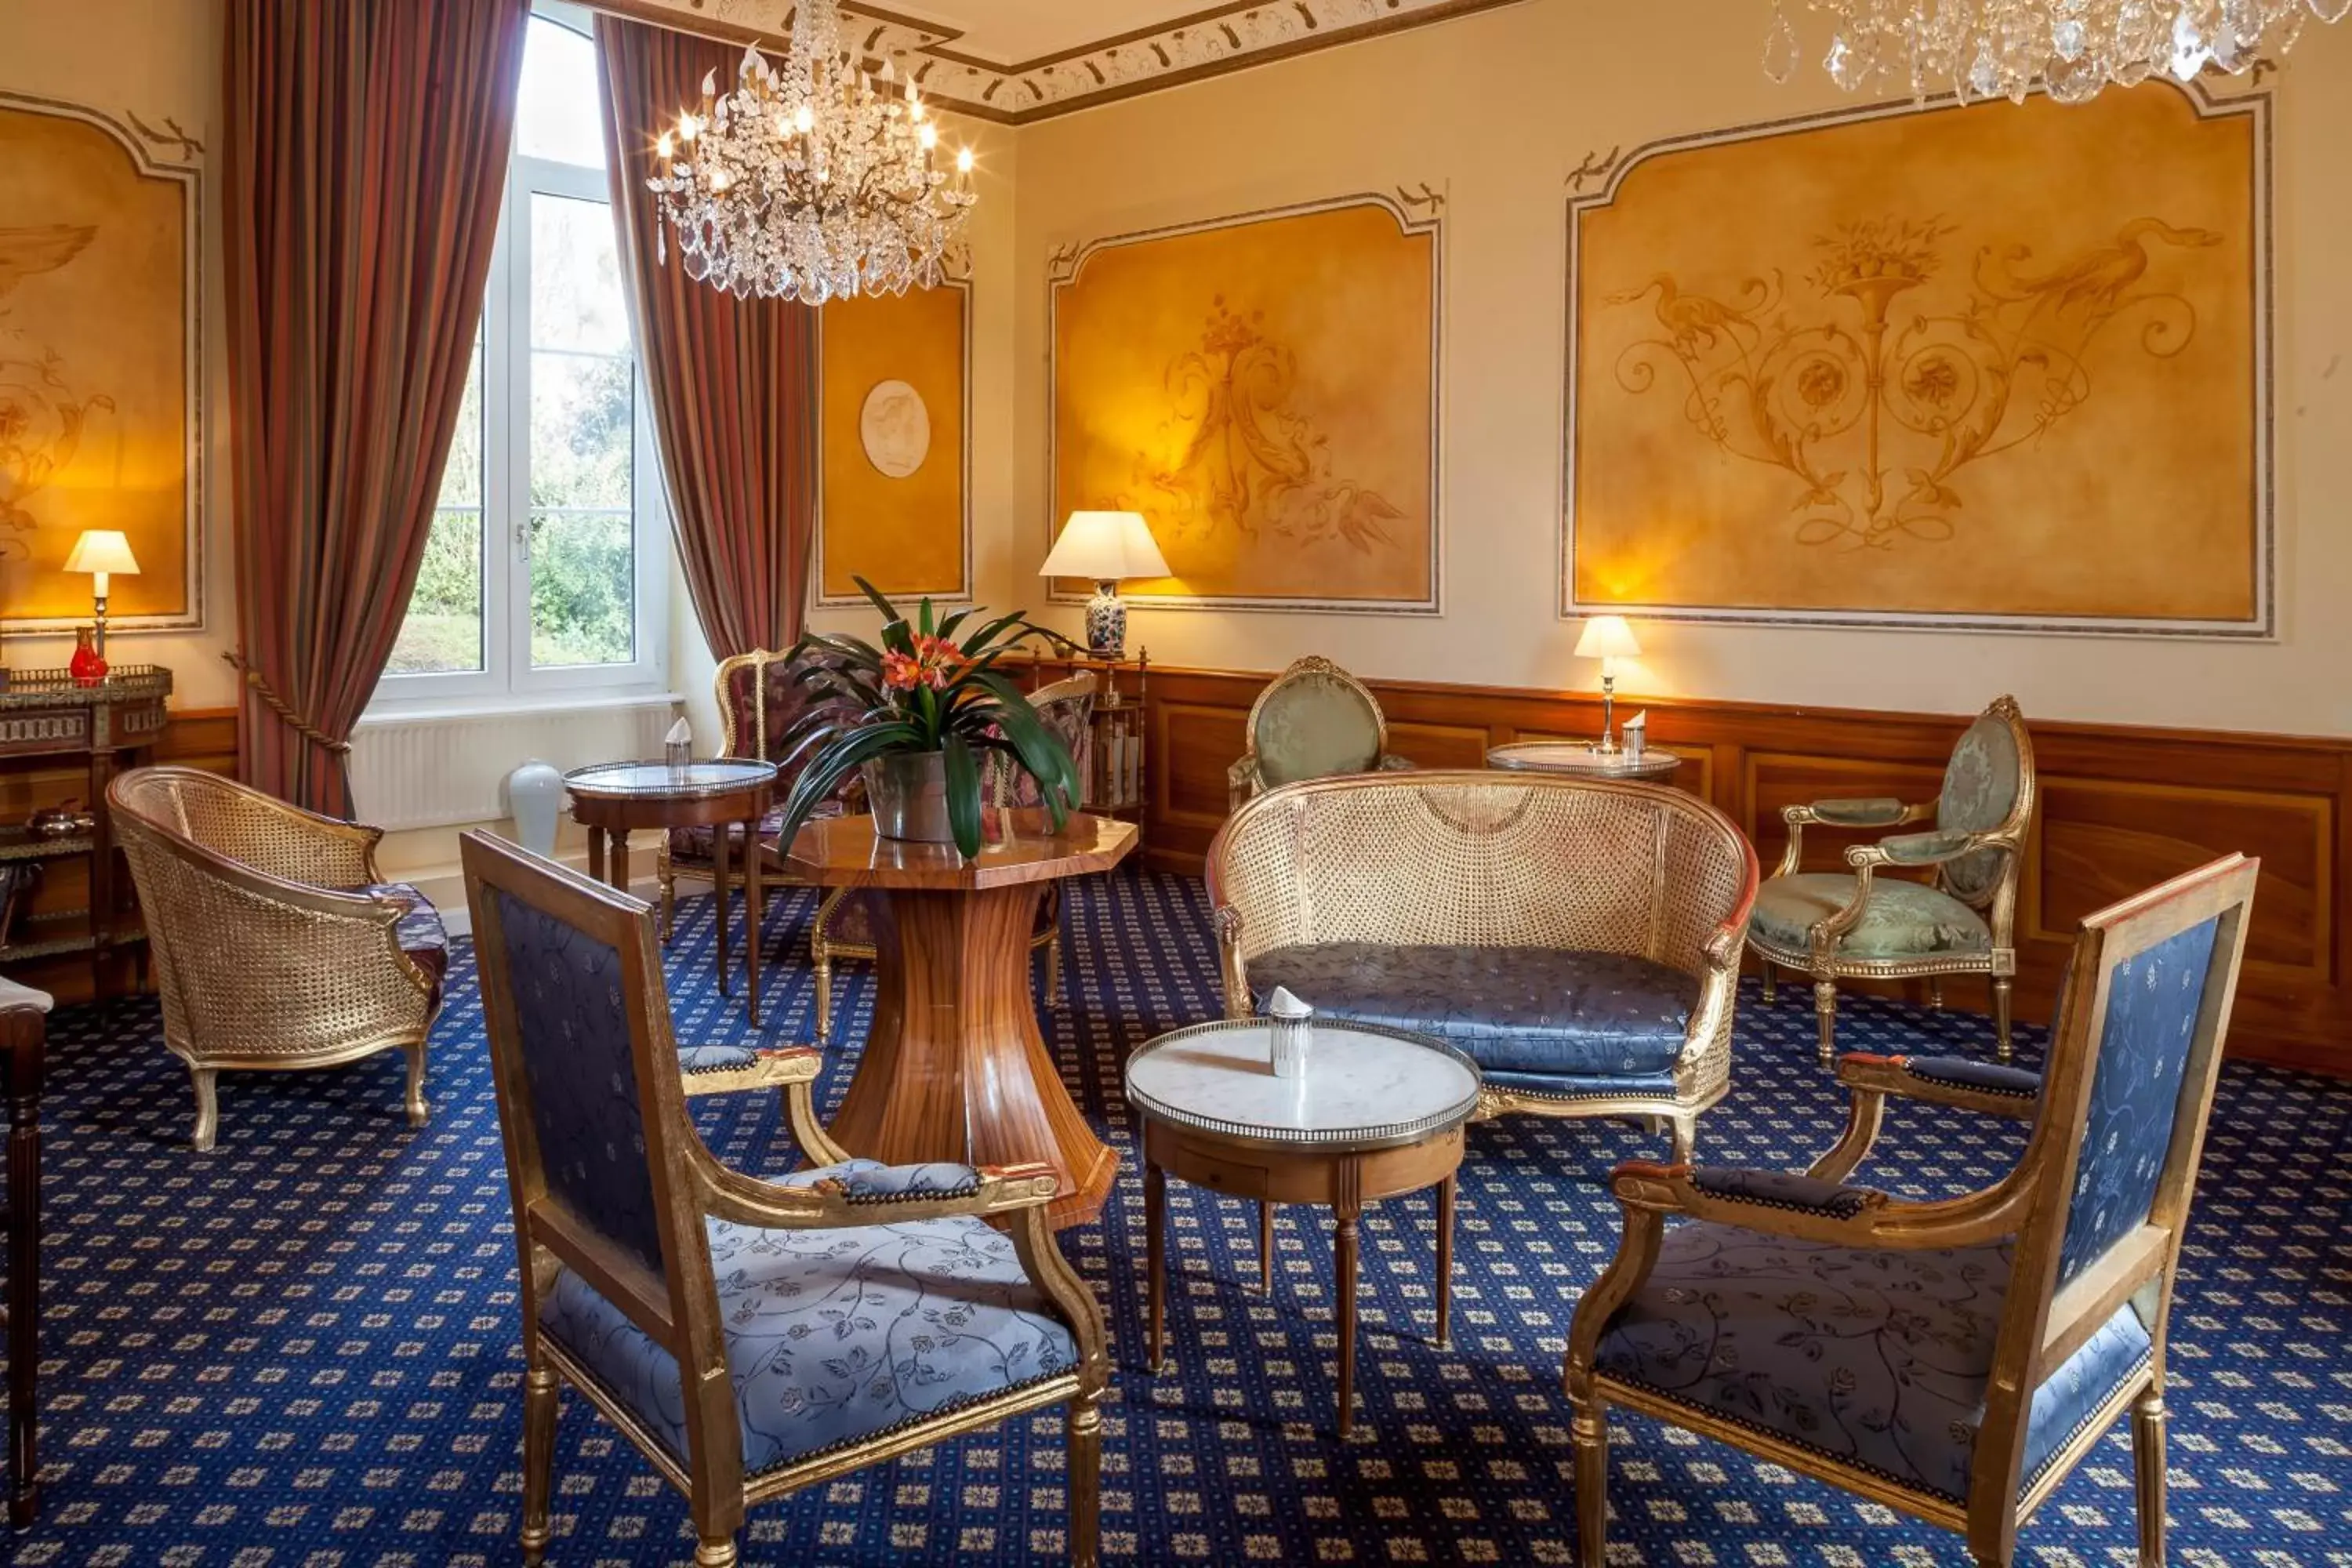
1574 613 1641 753
64 530 140 655
1039 510 1170 659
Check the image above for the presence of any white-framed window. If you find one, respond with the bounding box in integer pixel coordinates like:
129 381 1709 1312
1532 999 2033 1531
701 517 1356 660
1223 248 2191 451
376 4 669 710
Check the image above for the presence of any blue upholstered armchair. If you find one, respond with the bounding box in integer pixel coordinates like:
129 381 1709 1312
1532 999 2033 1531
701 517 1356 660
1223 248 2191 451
1227 655 1414 811
1751 695 2037 1062
1566 853 2259 1568
459 831 1109 1568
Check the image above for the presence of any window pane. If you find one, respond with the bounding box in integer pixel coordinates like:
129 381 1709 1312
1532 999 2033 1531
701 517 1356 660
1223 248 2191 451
529 509 635 667
387 509 485 673
530 351 633 509
515 16 605 169
531 194 630 354
438 336 485 507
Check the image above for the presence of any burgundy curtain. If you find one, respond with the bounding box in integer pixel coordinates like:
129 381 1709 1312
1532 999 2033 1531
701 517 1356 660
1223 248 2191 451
222 0 528 815
597 14 819 662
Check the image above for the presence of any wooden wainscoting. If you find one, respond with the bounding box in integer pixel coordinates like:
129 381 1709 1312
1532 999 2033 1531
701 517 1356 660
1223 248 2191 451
1123 666 2349 1077
0 706 238 1007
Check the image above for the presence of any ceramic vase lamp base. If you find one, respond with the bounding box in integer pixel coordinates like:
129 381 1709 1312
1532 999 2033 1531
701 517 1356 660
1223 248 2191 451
1084 581 1126 659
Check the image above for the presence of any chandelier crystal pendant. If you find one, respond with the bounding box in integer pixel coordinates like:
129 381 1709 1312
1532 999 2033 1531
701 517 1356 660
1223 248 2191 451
1763 0 2352 104
646 0 976 303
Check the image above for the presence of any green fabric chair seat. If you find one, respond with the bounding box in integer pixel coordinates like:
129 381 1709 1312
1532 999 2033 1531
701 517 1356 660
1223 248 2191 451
1751 873 1991 960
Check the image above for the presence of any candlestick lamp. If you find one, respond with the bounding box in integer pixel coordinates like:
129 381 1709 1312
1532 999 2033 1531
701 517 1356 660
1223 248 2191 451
1574 614 1642 753
1038 510 1171 659
64 530 140 655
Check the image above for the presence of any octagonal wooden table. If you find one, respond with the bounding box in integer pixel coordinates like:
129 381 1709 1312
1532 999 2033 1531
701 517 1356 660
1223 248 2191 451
782 810 1136 1229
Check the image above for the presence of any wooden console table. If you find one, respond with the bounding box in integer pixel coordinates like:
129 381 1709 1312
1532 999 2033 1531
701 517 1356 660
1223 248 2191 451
0 666 172 1000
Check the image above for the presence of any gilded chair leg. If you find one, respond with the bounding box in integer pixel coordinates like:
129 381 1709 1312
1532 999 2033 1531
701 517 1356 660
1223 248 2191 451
1760 961 1777 1004
402 1043 430 1128
1928 978 1944 1011
1813 979 1838 1064
189 1065 218 1152
1046 932 1066 1009
1068 1392 1104 1568
2132 1390 2169 1567
1668 1115 1696 1166
658 848 675 946
814 953 833 1047
519 1364 558 1565
1571 1403 1608 1564
1991 975 2015 1062
693 1537 739 1567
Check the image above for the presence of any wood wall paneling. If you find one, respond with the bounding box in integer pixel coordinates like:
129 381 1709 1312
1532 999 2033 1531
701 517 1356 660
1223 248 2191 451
1107 664 2347 1076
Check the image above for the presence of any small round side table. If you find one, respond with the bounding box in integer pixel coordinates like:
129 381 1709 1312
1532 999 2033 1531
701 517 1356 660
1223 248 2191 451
564 758 779 1022
1126 1018 1482 1436
1486 740 1682 782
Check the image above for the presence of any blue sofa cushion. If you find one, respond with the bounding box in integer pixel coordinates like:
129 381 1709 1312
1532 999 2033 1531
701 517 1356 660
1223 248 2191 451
1593 1223 2152 1502
1249 943 1697 1077
540 1160 1077 1476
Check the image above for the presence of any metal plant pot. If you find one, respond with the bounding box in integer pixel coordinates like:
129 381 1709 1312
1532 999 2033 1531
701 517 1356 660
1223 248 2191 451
862 750 956 844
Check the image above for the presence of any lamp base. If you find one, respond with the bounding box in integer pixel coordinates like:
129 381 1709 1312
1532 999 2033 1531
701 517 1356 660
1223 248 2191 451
1083 582 1127 660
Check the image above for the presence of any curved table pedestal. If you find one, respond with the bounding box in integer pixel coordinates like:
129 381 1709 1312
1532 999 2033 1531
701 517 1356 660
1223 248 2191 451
827 884 1118 1230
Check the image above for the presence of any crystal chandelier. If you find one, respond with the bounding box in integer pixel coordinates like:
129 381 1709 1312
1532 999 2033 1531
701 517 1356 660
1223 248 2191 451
645 0 975 303
1762 0 2352 103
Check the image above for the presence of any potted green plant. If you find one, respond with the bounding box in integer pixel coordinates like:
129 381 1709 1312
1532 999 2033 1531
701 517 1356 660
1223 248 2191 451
778 579 1083 860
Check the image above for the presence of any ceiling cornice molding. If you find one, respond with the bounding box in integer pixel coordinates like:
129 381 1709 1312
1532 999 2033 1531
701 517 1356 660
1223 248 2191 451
586 0 1531 123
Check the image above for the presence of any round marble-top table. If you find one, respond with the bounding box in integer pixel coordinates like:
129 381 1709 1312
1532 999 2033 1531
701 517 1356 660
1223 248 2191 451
782 810 1138 1230
564 759 779 1022
1125 1018 1482 1436
1486 740 1682 782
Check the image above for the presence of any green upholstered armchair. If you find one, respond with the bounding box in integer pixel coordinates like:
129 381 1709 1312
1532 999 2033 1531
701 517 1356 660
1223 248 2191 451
1750 695 2037 1062
1228 656 1414 811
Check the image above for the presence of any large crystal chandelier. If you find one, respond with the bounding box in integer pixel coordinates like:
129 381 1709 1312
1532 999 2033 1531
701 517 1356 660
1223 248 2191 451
1763 0 2352 103
645 0 975 303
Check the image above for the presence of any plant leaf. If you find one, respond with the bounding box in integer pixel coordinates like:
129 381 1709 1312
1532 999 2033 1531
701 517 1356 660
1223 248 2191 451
942 732 982 859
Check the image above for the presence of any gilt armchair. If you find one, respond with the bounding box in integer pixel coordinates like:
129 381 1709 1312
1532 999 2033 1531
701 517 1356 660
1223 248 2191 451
1228 655 1414 811
109 767 448 1151
1751 695 2037 1062
1209 771 1758 1160
804 673 1094 1044
459 829 1109 1568
1566 852 2257 1568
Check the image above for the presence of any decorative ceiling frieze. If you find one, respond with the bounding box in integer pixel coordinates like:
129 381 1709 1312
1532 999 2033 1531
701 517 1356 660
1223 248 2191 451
593 0 1529 122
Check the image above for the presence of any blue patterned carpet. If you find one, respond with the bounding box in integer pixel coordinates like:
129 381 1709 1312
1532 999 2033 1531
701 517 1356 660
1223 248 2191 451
7 868 2348 1566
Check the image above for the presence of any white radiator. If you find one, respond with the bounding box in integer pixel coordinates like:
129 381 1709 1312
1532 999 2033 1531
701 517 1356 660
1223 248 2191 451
350 695 682 832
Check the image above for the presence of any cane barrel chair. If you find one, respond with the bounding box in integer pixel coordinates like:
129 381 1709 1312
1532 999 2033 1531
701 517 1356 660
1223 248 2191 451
1566 853 2257 1568
1228 655 1414 812
1209 771 1758 1161
806 673 1095 1045
110 767 449 1151
1751 695 2037 1062
460 829 1108 1568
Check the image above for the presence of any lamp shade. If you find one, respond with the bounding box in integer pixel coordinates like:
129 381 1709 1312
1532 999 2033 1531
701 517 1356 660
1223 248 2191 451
63 530 140 578
1573 614 1640 661
1040 510 1171 582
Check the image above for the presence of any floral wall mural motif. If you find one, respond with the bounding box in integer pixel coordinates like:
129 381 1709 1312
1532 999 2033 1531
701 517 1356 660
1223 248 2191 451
1052 195 1440 613
0 94 201 630
1568 82 2267 636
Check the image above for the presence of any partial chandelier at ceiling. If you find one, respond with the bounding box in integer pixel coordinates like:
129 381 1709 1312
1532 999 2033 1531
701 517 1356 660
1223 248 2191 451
646 0 976 304
1763 0 2352 103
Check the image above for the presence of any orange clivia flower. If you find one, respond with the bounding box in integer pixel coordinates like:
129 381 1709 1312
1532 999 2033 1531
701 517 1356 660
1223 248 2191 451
879 650 921 691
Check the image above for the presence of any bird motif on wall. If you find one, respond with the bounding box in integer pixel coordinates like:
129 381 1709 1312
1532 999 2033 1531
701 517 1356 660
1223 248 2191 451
0 224 96 305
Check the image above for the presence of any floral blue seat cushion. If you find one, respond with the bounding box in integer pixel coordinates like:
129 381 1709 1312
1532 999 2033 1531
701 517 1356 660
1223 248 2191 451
1751 873 1991 960
1593 1222 2152 1502
354 882 451 994
539 1160 1077 1475
1247 943 1696 1077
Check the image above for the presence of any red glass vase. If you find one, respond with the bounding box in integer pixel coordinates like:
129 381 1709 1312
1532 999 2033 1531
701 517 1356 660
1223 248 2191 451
69 626 106 687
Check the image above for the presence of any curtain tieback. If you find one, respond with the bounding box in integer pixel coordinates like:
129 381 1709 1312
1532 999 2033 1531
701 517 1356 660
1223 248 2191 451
222 652 352 756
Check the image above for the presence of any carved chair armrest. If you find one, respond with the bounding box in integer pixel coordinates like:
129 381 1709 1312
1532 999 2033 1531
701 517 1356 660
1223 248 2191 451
1774 798 1930 877
1610 1159 2026 1250
684 1044 853 1164
1227 753 1264 812
1377 753 1416 772
1842 1051 2041 1117
1211 905 1254 1020
1853 827 1987 869
694 1152 1062 1232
